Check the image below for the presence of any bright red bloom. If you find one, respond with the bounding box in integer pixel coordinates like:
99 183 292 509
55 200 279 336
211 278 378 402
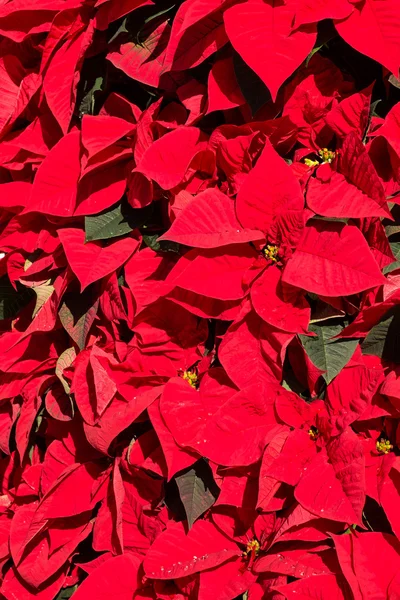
0 0 400 598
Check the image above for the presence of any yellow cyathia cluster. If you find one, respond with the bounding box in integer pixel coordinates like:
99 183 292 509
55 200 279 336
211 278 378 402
182 370 198 388
304 148 335 167
376 438 393 454
308 426 319 440
263 244 279 262
304 158 319 167
318 148 336 163
244 538 260 558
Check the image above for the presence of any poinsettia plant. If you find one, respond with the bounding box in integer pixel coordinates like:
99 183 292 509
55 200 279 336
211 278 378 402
0 0 400 598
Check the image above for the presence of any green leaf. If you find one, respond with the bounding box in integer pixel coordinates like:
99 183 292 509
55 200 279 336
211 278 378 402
313 215 349 224
383 242 400 274
85 203 154 242
305 43 326 68
361 306 400 363
32 280 54 318
79 76 104 117
363 99 382 142
142 233 181 253
56 347 77 394
143 4 176 26
305 22 334 68
54 585 78 599
233 50 271 116
175 460 219 529
389 74 400 89
299 322 358 384
343 524 357 535
0 276 34 320
310 299 345 324
59 291 99 351
385 224 400 238
108 17 128 43
142 233 161 251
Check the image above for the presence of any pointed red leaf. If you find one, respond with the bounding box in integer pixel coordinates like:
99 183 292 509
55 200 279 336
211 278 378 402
143 520 240 579
167 245 256 301
71 553 141 600
236 138 304 234
251 265 310 334
207 54 245 113
335 0 400 77
282 221 386 296
306 172 389 219
160 187 263 248
224 0 316 100
138 126 203 189
58 228 138 291
25 131 81 217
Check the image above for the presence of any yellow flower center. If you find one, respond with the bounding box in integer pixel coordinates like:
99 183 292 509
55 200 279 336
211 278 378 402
376 438 393 454
304 158 319 168
318 148 335 164
308 426 319 440
263 244 279 262
244 538 260 557
182 370 198 388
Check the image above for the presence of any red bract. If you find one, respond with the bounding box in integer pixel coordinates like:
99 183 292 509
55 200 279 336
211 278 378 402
1 1 400 599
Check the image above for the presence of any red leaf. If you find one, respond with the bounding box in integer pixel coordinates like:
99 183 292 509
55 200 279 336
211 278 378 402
325 85 373 138
378 465 400 541
81 115 135 159
148 398 198 480
295 430 365 527
335 0 400 77
325 363 383 436
43 25 93 133
161 374 283 466
164 2 228 71
1 565 67 600
166 245 256 301
160 187 263 248
224 0 317 100
58 228 138 291
0 182 31 210
138 126 204 189
236 138 304 234
75 162 129 216
95 0 152 30
339 132 391 218
333 532 400 599
282 221 386 296
24 131 81 217
107 21 170 88
306 171 389 219
70 553 141 599
274 573 350 599
294 0 354 27
251 265 310 334
256 546 338 578
257 428 290 510
177 0 224 32
71 347 117 425
143 520 240 579
219 305 294 386
124 248 176 315
207 54 245 113
16 516 92 589
33 462 104 521
199 557 255 600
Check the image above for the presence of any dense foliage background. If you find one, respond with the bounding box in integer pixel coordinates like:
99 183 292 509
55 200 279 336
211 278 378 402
0 0 400 598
